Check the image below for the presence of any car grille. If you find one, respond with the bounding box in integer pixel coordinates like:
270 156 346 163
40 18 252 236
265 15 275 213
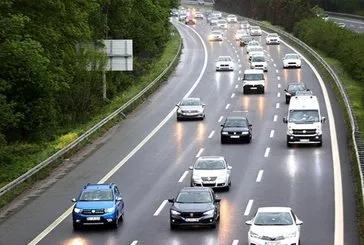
293 129 316 135
269 39 277 42
226 131 243 135
288 62 297 65
82 209 105 215
261 235 285 241
254 64 263 68
201 177 217 181
181 212 204 218
181 110 199 113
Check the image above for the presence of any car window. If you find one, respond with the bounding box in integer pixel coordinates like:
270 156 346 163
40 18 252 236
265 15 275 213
254 212 293 225
180 99 200 106
114 186 120 196
195 159 226 169
79 189 114 201
252 56 265 62
218 57 231 61
225 118 247 127
212 31 221 35
285 54 299 59
176 191 212 203
288 84 306 91
244 73 264 81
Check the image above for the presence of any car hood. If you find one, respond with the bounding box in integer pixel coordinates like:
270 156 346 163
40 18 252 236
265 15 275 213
75 201 114 209
216 61 232 65
193 169 227 177
251 61 267 65
179 105 203 111
284 58 299 62
173 202 214 212
222 127 249 132
251 225 297 237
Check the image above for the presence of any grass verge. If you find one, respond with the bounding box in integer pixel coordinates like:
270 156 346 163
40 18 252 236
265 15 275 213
0 24 182 210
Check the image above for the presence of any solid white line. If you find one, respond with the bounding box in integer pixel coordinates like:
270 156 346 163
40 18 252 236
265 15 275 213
232 240 239 245
178 171 189 182
264 147 270 157
208 130 215 138
273 63 277 67
225 104 230 109
235 84 238 89
218 116 224 122
196 148 204 158
270 130 275 138
231 93 235 98
256 170 264 182
153 200 168 216
244 200 254 216
238 77 241 81
278 84 281 88
277 92 281 97
131 241 138 245
276 69 279 73
28 20 210 245
238 59 241 63
276 102 280 109
273 115 278 122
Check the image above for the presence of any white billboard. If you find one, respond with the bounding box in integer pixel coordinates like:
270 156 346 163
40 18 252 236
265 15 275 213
103 39 133 71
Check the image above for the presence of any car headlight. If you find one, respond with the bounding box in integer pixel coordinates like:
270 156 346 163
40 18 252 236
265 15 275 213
192 175 201 181
288 126 293 134
105 207 115 213
216 175 227 181
203 209 215 216
285 92 291 96
171 210 181 215
241 132 249 135
250 231 262 238
222 132 229 135
74 208 83 213
285 231 297 238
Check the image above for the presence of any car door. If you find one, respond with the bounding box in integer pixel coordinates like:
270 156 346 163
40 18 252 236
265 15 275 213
114 186 122 217
211 190 220 217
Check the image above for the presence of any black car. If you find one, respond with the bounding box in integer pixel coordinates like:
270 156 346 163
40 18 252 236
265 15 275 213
221 117 252 143
239 35 252 47
168 187 220 229
284 82 309 104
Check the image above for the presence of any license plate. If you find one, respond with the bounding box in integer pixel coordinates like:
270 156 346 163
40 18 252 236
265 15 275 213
300 139 309 142
250 87 257 90
265 242 280 245
203 181 215 184
185 218 199 222
230 135 240 138
86 217 101 221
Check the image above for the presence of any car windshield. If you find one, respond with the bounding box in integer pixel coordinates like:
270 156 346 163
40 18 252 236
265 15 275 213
287 84 306 92
225 118 247 127
218 56 231 61
252 56 265 62
248 42 260 46
212 31 221 35
79 189 113 201
254 212 293 225
195 159 226 170
244 73 264 80
289 110 319 123
180 99 200 106
176 191 212 203
285 54 299 59
268 33 278 37
228 15 235 18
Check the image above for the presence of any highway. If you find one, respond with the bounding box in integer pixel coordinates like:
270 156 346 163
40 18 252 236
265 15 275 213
0 10 360 245
329 15 364 32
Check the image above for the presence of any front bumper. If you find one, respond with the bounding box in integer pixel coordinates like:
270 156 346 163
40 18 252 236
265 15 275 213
177 112 204 119
191 180 228 188
170 214 216 226
216 66 233 71
248 236 299 245
287 134 322 144
283 62 301 68
73 212 116 226
266 39 280 44
221 134 250 141
243 84 265 92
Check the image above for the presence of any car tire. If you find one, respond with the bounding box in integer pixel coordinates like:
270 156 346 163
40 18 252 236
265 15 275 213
221 136 226 144
317 141 322 147
111 213 119 229
286 97 290 104
287 141 292 147
246 136 251 143
73 222 81 231
225 185 230 191
243 87 248 94
210 222 217 229
261 88 265 94
170 223 177 230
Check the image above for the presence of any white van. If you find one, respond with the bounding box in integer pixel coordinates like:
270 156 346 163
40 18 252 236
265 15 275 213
242 69 265 94
283 95 326 147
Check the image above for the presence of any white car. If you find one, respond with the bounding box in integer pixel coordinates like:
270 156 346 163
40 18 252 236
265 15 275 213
214 11 222 19
337 22 346 28
242 69 265 94
265 33 280 44
283 53 302 68
235 29 248 40
227 14 237 23
217 19 228 29
250 26 262 36
216 56 234 71
210 17 219 25
178 13 187 21
194 11 204 19
245 207 303 245
246 40 261 53
248 47 264 60
240 21 250 30
189 156 232 190
250 55 268 72
209 30 223 41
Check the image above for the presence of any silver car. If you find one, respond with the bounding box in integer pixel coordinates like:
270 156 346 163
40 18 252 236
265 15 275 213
176 98 205 120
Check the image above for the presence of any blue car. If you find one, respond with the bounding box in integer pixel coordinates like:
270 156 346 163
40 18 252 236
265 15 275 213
72 183 124 230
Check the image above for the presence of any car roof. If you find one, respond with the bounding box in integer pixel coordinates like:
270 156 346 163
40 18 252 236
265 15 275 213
257 207 292 213
84 184 113 190
180 187 212 192
197 156 225 161
244 69 264 74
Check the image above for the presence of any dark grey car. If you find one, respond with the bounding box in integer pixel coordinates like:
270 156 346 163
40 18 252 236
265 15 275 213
176 98 205 121
221 117 252 143
284 82 309 104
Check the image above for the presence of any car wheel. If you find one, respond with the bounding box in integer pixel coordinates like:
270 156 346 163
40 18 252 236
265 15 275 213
111 213 119 229
177 116 181 121
246 136 251 143
261 88 265 94
210 222 217 229
286 97 290 104
287 141 292 147
243 87 248 94
225 185 230 191
73 222 81 231
221 136 227 144
317 141 322 147
170 223 177 230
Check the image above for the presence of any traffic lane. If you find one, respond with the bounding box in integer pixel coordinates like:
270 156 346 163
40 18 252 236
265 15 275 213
329 17 364 32
0 21 207 245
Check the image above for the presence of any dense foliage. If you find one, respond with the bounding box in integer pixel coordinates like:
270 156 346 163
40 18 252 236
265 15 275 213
0 0 177 151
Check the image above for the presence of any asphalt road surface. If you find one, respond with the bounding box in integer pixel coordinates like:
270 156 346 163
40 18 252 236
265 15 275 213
329 15 364 32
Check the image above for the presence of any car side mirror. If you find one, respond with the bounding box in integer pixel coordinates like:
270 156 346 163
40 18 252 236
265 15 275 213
307 88 310 91
116 196 123 201
202 103 206 107
296 219 303 225
249 124 252 127
227 166 232 170
283 117 288 123
215 197 221 202
176 104 180 107
221 124 224 127
168 198 175 203
71 198 77 202
245 220 253 225
321 117 326 123
189 166 193 170
284 89 288 92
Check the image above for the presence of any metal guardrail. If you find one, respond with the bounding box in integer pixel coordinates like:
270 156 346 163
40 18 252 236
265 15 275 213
326 11 364 21
243 17 364 203
0 33 182 198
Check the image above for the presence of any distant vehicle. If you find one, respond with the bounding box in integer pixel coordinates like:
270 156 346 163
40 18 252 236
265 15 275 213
216 56 234 71
322 13 329 21
284 82 309 104
248 46 264 60
178 13 187 21
246 40 261 53
189 156 232 190
72 183 124 230
235 29 248 40
245 207 303 245
176 97 205 121
211 26 224 35
242 69 265 94
240 20 250 29
168 187 221 229
239 35 253 46
283 53 302 68
336 22 346 28
171 9 179 17
217 19 228 29
209 30 223 41
266 33 280 44
210 17 219 25
194 11 204 19
185 17 196 25
250 26 262 36
221 117 252 143
213 11 222 19
227 14 238 23
250 55 268 72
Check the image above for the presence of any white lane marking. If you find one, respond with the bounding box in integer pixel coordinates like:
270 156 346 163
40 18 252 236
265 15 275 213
278 84 281 88
350 24 354 27
244 200 254 216
273 115 278 122
196 148 204 158
238 77 241 81
28 20 210 245
178 171 189 182
276 69 279 73
218 116 224 122
232 240 239 245
276 33 344 245
277 76 280 80
239 64 242 68
231 93 236 98
225 104 230 109
264 147 271 157
131 241 138 245
277 92 281 97
273 63 277 67
270 58 274 62
276 102 280 109
238 59 241 63
208 130 215 138
235 84 238 89
256 170 264 182
270 130 275 138
153 200 168 216
239 70 242 74
235 50 238 53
